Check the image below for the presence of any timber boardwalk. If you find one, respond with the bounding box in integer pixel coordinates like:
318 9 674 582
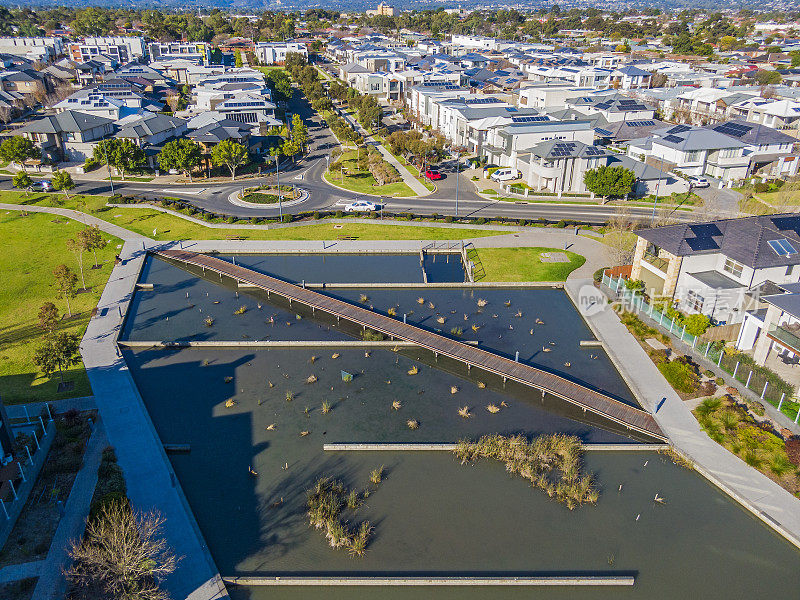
155 249 666 440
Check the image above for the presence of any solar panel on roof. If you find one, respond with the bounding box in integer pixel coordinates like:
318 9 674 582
768 238 798 257
663 134 685 144
627 120 655 127
689 223 722 238
511 115 549 123
667 125 691 135
714 122 752 138
772 215 800 235
686 237 720 251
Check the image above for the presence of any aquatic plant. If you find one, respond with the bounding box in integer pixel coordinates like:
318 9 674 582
453 434 597 509
486 404 500 413
306 477 373 557
322 401 332 414
407 419 419 430
515 310 523 318
331 353 340 359
224 376 233 384
387 307 397 316
436 316 446 324
361 329 384 341
369 466 384 485
450 386 459 394
233 305 247 315
300 430 310 437
657 447 693 469
477 298 487 307
477 381 486 389
392 400 401 410
428 302 435 309
417 297 425 304
310 355 318 363
450 327 463 336
265 423 276 431
285 391 294 402
504 300 511 307
359 294 369 303
306 374 318 384
224 399 237 408
471 324 480 332
203 316 215 327
407 366 418 375
457 406 471 418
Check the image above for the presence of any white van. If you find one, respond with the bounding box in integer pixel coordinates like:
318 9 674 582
490 168 520 182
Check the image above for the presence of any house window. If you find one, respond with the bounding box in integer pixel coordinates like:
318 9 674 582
787 265 795 277
720 148 739 158
685 150 702 162
723 258 744 279
687 290 705 312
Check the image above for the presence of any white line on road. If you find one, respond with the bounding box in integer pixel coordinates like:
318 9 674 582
160 188 207 195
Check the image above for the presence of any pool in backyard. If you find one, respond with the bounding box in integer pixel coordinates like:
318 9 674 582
120 254 800 599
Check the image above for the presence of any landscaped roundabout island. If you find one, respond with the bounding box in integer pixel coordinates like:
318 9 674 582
113 250 800 600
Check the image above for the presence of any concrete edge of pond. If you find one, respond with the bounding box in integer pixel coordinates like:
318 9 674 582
320 443 670 452
222 575 635 586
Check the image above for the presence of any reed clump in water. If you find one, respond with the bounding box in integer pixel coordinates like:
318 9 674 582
306 477 373 557
203 316 215 327
453 434 597 509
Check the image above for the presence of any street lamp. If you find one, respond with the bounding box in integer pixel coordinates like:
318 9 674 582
100 142 114 195
453 148 461 218
651 155 665 223
274 153 283 221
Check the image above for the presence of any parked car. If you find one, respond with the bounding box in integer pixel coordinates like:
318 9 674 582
30 180 53 191
425 169 443 180
687 175 710 188
343 200 379 212
490 168 521 182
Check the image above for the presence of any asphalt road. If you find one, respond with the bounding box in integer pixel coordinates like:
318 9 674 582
0 90 694 225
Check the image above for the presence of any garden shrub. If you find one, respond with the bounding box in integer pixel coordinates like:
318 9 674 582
658 360 699 394
684 313 711 336
754 182 769 193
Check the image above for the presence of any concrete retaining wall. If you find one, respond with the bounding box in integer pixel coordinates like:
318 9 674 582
223 575 635 586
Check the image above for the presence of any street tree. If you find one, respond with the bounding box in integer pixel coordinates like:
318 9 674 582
53 263 78 316
0 136 40 172
93 139 146 181
211 140 249 181
584 165 636 199
158 139 202 182
12 171 31 194
52 171 75 201
67 503 177 600
37 302 60 334
33 331 81 383
266 69 292 103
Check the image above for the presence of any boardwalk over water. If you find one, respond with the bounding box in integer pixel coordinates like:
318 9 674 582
155 249 666 440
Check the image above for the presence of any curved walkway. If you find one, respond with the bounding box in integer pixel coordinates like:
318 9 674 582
0 202 149 241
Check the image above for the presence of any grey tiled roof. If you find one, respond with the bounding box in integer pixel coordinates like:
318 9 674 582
638 213 800 268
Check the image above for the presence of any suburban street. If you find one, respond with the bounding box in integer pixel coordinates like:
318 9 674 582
0 90 697 224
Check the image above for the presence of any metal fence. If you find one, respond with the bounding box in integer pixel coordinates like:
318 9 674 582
602 272 800 423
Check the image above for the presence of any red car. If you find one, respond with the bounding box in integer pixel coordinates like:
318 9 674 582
425 169 442 180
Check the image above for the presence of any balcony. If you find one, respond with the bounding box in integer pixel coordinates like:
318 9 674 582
767 323 800 354
642 252 669 273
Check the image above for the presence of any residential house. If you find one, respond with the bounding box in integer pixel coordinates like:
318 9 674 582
737 282 800 367
627 124 750 182
709 119 799 177
17 110 114 162
148 42 210 65
0 37 64 63
69 37 147 64
254 42 308 65
631 214 800 324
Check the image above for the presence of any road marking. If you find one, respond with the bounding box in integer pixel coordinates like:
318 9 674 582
160 188 207 195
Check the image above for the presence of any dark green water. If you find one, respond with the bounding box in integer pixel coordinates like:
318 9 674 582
125 346 800 599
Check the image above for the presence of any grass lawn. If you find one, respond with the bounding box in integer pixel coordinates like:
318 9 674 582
0 191 505 242
0 210 121 404
379 142 435 192
323 150 416 197
754 189 800 207
476 247 586 282
739 195 774 215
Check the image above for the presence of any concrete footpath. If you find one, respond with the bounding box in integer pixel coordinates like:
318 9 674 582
567 277 800 549
0 202 149 241
79 240 227 600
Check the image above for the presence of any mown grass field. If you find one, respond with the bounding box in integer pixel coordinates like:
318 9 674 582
477 247 586 281
0 210 120 403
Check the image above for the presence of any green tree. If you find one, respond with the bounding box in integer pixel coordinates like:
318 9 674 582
52 171 75 201
158 139 202 182
1 136 40 172
289 113 308 151
33 331 81 383
12 171 31 194
66 236 89 290
53 263 78 316
615 43 631 53
755 69 782 86
210 140 249 181
719 35 737 51
584 165 635 199
37 302 59 334
234 50 243 68
79 225 106 268
266 69 293 103
93 139 146 181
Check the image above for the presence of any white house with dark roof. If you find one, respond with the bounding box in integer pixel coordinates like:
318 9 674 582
627 124 750 182
566 94 655 123
709 119 799 177
631 214 800 324
17 110 114 162
736 281 800 368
